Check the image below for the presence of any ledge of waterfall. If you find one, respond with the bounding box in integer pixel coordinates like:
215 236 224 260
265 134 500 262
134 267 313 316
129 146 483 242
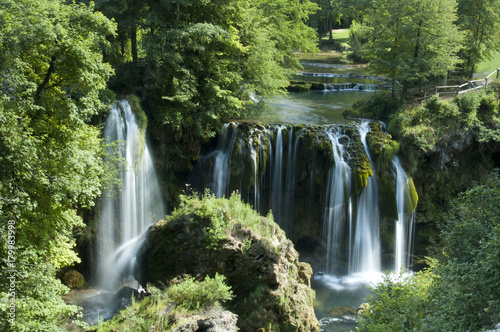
134 193 320 332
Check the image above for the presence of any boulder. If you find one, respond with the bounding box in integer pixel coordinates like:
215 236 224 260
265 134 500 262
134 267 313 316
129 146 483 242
62 270 85 289
172 309 238 332
135 195 320 332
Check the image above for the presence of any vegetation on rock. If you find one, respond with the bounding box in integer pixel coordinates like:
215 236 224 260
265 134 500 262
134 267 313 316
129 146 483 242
135 192 320 332
91 274 235 332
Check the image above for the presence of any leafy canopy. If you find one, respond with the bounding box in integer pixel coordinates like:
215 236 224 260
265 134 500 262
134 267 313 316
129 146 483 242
0 0 115 330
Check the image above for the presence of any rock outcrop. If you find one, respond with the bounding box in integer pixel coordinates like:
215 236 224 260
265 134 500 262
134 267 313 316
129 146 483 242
172 309 238 332
135 194 320 332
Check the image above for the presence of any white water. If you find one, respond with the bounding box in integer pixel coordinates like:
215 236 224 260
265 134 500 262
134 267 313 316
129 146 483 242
393 157 416 273
349 121 381 274
323 129 351 274
96 101 164 291
270 125 285 224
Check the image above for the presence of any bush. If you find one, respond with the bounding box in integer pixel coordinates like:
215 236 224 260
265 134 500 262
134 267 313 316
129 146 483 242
422 174 500 331
356 269 433 332
454 92 480 126
167 273 233 311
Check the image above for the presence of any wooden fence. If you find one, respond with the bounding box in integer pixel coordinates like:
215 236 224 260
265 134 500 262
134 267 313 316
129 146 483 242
435 69 500 96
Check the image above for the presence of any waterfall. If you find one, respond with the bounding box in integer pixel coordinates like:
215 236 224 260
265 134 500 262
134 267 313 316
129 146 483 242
323 128 351 274
393 157 416 273
211 123 239 198
349 121 381 274
192 121 416 277
96 100 164 291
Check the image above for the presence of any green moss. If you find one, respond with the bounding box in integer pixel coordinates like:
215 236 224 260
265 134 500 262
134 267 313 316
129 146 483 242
405 177 419 213
62 270 85 290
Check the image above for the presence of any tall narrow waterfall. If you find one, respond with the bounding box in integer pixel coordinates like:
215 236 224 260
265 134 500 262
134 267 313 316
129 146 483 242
349 121 381 274
323 129 351 274
96 101 164 291
393 157 416 273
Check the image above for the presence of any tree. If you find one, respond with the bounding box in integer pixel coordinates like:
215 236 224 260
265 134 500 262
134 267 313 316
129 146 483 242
142 0 318 137
0 0 115 330
311 0 344 41
364 0 463 100
422 173 500 331
456 0 500 78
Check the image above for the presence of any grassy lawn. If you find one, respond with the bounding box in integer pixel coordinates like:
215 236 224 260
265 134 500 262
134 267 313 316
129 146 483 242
475 51 500 77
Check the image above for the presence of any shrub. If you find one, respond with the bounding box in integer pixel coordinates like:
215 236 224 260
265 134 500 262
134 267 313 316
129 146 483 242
356 269 433 332
454 92 480 125
167 273 233 311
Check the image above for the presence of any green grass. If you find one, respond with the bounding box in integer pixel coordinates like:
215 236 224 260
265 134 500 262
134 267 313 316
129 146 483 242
320 28 350 42
475 51 500 77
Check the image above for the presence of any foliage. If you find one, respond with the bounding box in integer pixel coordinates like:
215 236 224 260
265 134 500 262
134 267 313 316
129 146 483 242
456 0 500 77
346 20 370 63
0 0 115 330
93 275 233 332
363 0 464 99
388 90 500 153
422 173 500 331
351 90 402 120
167 274 233 311
143 0 319 139
356 269 434 332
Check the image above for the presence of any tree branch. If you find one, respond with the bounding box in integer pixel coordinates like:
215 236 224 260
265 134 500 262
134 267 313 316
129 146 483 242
35 55 57 103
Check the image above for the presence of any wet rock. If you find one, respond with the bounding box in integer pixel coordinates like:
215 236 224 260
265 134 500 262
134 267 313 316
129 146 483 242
328 306 356 317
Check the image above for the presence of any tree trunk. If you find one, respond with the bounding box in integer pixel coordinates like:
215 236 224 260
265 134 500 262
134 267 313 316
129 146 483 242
131 26 138 63
328 15 333 41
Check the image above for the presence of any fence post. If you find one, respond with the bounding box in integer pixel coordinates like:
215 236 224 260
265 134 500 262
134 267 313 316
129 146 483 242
486 77 489 87
435 87 438 95
497 68 500 79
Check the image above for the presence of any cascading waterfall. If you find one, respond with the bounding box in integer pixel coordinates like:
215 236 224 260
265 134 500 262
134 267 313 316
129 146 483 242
393 157 416 273
96 100 164 291
270 126 285 224
193 121 416 277
211 123 239 198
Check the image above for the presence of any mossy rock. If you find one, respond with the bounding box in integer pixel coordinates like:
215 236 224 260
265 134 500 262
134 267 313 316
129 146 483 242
328 306 357 317
287 84 311 92
310 83 325 90
62 270 85 290
136 194 320 332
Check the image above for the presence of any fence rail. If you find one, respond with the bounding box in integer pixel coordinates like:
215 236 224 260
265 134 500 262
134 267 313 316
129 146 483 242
435 69 500 96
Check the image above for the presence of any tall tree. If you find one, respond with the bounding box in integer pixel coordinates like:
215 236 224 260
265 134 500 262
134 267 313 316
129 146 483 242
0 0 115 330
457 0 500 78
364 0 463 100
142 0 318 137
